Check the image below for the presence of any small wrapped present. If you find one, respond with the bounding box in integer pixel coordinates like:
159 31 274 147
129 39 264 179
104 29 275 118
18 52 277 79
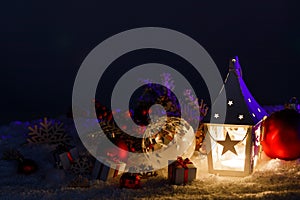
168 156 197 185
52 145 79 170
59 148 79 170
92 158 126 181
119 172 141 189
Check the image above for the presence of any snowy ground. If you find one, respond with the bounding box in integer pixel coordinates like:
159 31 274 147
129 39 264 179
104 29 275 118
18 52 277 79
1 117 300 200
0 157 300 200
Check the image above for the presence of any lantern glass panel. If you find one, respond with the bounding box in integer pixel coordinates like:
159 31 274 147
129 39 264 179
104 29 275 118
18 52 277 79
206 124 252 173
252 123 262 168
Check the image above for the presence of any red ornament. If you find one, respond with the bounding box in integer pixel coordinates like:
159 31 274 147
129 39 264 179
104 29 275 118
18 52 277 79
119 173 141 189
262 109 300 160
116 141 129 161
106 140 129 162
18 159 38 175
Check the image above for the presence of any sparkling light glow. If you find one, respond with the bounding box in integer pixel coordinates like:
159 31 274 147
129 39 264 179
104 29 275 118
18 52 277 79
208 125 249 171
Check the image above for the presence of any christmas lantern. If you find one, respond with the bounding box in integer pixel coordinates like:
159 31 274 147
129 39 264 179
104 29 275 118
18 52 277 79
202 56 268 176
205 123 262 176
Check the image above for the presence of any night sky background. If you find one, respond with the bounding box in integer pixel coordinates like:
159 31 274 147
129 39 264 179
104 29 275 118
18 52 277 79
1 1 300 125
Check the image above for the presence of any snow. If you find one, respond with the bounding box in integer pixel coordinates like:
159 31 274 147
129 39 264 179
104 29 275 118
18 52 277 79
1 118 300 199
263 105 285 115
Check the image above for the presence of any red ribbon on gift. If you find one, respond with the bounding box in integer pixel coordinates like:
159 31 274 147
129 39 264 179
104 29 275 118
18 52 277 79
184 168 188 184
106 153 122 178
113 165 119 178
176 156 192 184
67 152 74 163
176 156 192 168
169 157 193 184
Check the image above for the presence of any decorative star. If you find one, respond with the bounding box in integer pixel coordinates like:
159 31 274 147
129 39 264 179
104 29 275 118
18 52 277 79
214 113 220 119
217 132 241 155
248 98 251 103
228 100 233 106
257 108 261 112
238 115 244 120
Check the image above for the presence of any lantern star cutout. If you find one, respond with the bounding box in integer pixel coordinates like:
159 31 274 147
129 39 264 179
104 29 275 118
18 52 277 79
217 132 241 155
238 114 244 120
228 100 233 106
214 113 220 119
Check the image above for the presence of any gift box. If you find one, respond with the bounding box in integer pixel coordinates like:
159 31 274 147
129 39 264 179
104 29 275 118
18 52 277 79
168 156 197 185
59 147 79 170
52 145 79 170
119 173 141 189
92 158 126 181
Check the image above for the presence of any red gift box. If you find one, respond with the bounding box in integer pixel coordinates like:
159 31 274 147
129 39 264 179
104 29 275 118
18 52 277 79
168 156 197 185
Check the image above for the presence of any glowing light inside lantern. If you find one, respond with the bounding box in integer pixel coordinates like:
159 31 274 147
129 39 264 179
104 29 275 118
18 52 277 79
207 124 253 173
221 158 245 169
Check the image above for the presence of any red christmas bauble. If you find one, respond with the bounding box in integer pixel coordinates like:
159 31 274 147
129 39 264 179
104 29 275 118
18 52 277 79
119 173 141 189
262 109 300 160
18 159 38 175
116 141 129 161
106 140 129 162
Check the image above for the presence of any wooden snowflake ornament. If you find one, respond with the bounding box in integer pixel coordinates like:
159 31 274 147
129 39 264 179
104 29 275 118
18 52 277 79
27 117 71 146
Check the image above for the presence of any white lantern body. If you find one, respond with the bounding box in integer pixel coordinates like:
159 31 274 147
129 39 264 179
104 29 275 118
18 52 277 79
205 123 261 176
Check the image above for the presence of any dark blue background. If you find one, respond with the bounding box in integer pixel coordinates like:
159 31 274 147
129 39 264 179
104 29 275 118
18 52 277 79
1 1 300 125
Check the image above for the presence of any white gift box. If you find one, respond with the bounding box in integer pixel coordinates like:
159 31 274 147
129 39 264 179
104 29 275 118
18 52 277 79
92 158 126 181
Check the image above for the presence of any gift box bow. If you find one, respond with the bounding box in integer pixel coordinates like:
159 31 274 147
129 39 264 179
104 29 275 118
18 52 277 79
175 156 193 168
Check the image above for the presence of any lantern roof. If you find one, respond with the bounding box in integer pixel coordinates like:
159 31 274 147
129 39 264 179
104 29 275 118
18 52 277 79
203 56 268 125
